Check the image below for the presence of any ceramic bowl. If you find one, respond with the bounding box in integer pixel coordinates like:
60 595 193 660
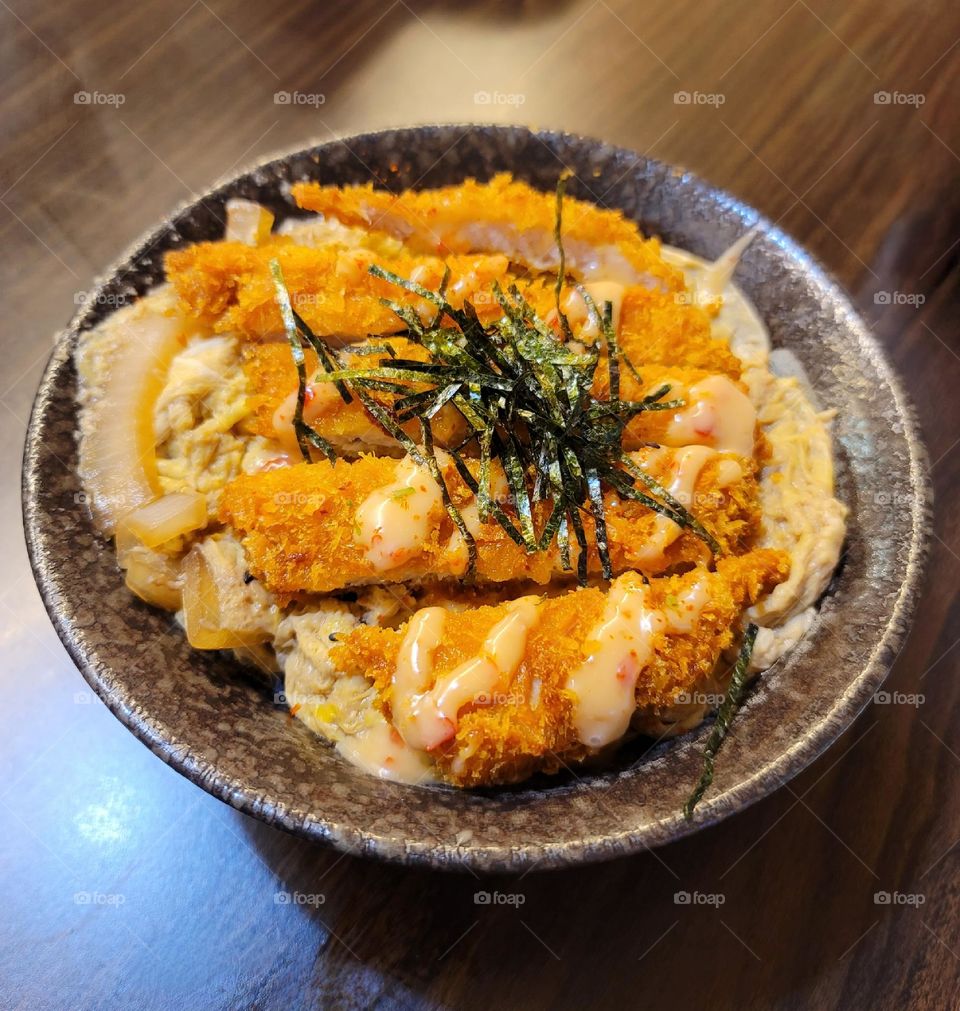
23 125 930 872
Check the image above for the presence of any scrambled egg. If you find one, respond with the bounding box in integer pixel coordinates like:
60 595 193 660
153 335 253 507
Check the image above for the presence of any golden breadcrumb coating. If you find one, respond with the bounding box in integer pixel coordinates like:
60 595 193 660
330 550 789 786
165 241 514 340
517 278 742 379
619 287 741 377
239 341 310 438
291 173 686 292
218 449 761 598
238 338 467 452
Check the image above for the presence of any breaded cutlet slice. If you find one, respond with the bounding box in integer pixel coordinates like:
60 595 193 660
517 277 741 379
291 173 686 292
218 449 761 598
240 337 755 458
239 338 467 454
330 550 789 786
165 241 515 340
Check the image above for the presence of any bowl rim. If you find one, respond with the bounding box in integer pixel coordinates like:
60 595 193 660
22 124 932 872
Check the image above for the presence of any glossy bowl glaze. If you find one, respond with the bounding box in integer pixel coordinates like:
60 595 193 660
23 125 930 872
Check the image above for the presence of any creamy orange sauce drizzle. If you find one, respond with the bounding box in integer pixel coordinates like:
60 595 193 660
273 373 341 454
549 281 626 340
393 607 448 749
392 598 541 751
262 231 761 776
408 264 442 323
387 575 714 763
715 457 744 488
434 596 539 722
336 721 436 784
566 581 666 749
663 576 711 633
355 457 443 570
664 375 756 457
625 445 716 566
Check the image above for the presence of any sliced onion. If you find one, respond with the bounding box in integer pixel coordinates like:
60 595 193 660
123 552 182 611
117 492 207 549
114 521 140 560
181 544 273 650
224 199 275 245
79 305 186 534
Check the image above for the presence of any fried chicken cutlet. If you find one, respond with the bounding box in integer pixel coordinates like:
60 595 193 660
291 173 686 291
329 550 789 786
166 242 516 340
218 449 761 598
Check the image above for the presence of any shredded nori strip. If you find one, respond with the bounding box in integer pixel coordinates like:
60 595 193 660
553 170 574 341
292 308 352 405
683 623 759 818
269 260 337 464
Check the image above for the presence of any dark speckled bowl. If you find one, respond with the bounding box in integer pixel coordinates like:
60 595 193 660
23 126 929 872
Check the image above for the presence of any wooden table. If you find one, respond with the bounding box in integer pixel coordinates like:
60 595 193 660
2 1 958 1007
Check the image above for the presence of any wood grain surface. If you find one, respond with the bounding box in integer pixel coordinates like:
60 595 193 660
2 1 959 1008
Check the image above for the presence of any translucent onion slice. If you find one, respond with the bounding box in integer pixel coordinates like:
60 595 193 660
224 199 275 245
78 307 186 534
123 552 182 612
117 492 207 549
181 545 272 650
